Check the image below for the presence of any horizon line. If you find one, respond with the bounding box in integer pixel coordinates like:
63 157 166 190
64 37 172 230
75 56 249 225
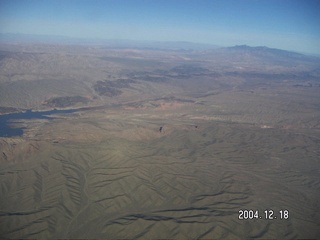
0 32 317 56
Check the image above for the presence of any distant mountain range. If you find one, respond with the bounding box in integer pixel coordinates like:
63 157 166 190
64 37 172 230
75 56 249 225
1 33 319 58
0 33 219 50
227 45 305 58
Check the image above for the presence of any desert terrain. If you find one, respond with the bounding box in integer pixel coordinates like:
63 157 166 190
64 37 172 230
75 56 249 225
0 43 320 239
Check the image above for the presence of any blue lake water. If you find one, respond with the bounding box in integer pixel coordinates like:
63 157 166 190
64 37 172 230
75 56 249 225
0 109 78 137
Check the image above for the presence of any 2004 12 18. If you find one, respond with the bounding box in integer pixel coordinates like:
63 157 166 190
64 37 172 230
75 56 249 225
238 209 289 220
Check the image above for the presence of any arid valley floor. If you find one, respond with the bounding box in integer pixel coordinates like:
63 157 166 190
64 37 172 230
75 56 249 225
0 43 320 239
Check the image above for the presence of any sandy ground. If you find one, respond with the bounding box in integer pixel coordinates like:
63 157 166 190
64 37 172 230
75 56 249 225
1 94 320 239
1 43 320 239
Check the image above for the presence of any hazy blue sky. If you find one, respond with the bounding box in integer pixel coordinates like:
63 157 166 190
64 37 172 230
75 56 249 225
0 0 319 53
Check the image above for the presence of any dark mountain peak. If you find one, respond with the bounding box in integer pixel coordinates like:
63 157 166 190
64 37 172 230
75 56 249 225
222 45 320 63
228 45 303 57
230 44 253 49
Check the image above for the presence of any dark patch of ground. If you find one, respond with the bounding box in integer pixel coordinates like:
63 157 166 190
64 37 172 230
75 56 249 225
169 64 209 75
125 71 168 83
44 96 89 108
93 79 135 97
125 65 210 83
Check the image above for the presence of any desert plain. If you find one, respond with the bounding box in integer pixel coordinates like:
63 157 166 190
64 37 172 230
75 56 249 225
0 43 320 239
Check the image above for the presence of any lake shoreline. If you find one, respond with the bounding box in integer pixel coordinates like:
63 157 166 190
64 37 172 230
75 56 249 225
0 108 81 137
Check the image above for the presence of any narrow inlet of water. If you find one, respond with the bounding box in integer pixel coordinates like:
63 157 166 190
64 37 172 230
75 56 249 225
0 109 78 137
